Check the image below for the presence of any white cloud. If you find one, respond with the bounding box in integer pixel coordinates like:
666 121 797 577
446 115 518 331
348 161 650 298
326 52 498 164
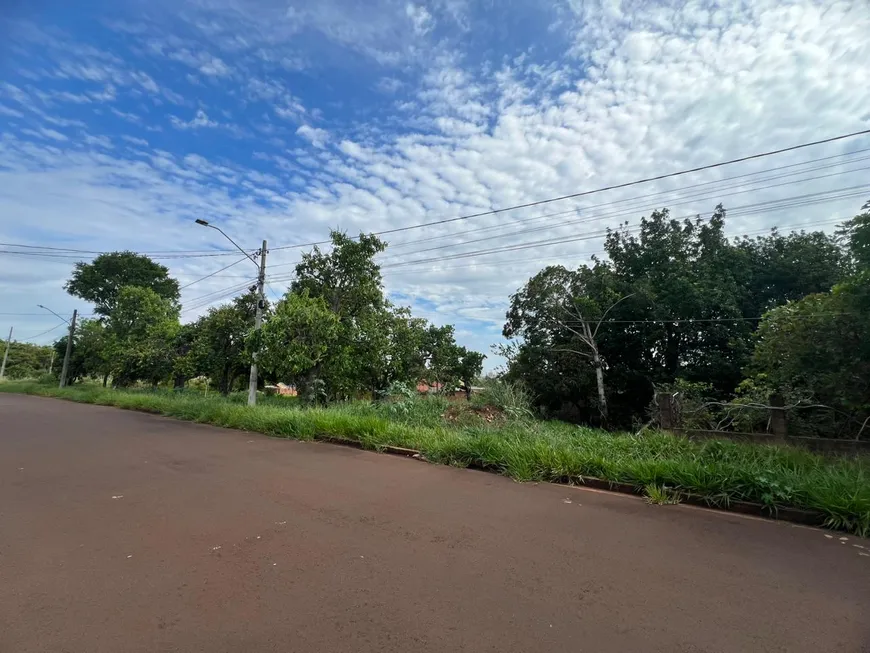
406 3 434 35
121 135 150 146
296 124 329 148
170 109 219 129
20 127 68 142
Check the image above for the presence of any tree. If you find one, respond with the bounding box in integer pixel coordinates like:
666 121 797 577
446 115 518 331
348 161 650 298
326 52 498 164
105 286 180 387
257 290 339 388
292 232 387 318
65 251 180 316
502 204 850 426
746 207 870 437
455 348 486 399
185 292 260 395
1 342 53 379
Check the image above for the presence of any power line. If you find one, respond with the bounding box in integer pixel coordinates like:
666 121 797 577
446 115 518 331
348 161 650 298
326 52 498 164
267 128 870 250
375 175 870 265
376 216 849 277
19 323 66 342
378 151 870 254
378 209 855 273
377 189 867 271
179 256 250 290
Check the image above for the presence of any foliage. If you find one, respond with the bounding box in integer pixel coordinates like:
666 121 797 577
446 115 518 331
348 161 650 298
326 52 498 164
4 380 869 536
504 203 855 431
65 251 180 316
182 292 260 394
105 286 180 387
476 379 534 420
257 231 488 401
258 290 339 386
0 341 53 379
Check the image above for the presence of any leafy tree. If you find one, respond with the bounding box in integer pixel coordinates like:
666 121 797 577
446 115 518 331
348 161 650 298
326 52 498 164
454 348 486 399
65 251 180 316
503 204 850 427
735 229 847 314
746 208 870 437
258 290 339 389
292 232 386 318
185 292 260 394
106 286 180 387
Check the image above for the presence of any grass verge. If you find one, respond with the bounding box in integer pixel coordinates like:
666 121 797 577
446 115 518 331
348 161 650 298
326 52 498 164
3 381 869 536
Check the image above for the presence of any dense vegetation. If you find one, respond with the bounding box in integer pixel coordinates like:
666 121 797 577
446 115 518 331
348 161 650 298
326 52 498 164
0 341 53 379
2 380 868 536
50 233 485 399
502 203 870 438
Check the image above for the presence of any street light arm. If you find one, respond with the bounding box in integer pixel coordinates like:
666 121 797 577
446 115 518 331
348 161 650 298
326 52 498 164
37 304 71 325
196 220 260 268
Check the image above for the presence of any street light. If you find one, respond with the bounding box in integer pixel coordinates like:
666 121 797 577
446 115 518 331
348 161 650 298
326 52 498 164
195 219 267 407
37 304 70 325
37 304 77 389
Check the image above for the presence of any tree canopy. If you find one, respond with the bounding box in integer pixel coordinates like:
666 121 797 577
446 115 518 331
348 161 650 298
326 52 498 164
65 251 180 316
503 203 862 431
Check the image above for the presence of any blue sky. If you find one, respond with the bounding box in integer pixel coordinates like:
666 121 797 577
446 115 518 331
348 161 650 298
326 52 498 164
2 0 869 369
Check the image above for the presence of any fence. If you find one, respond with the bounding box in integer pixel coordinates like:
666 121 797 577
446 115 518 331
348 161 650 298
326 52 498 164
655 392 870 456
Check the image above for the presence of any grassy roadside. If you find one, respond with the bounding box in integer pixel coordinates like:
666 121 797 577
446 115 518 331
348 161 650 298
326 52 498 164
3 380 869 536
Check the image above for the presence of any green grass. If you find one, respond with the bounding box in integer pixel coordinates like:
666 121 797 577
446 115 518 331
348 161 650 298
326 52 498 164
3 380 869 536
644 484 682 505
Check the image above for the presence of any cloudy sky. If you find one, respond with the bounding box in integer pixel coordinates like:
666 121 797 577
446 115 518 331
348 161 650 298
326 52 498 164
1 0 869 369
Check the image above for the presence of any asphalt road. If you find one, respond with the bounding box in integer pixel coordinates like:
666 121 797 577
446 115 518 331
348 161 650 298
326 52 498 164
1 394 869 652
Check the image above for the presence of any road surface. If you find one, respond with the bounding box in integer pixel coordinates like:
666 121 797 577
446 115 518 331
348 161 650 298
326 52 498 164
1 394 868 652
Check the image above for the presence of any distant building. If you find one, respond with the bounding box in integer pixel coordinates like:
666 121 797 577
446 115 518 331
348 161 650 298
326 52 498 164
416 381 445 394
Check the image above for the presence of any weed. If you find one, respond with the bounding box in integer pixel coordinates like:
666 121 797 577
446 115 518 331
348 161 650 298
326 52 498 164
644 484 682 505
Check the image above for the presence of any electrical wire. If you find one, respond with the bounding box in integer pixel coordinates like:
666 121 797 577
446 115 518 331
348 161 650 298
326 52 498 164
377 190 868 271
374 170 870 265
19 323 67 342
378 151 870 254
265 128 870 251
179 256 251 290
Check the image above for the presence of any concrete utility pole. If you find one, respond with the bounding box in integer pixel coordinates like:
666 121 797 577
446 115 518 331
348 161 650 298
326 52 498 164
0 327 12 379
247 240 267 407
59 309 77 388
195 219 267 407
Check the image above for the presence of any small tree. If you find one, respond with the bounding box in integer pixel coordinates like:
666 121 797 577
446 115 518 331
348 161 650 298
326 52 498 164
257 291 339 397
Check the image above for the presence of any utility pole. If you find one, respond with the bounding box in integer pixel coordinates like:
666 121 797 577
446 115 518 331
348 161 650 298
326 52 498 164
48 349 55 375
59 309 77 388
195 219 267 408
247 240 267 407
0 327 11 379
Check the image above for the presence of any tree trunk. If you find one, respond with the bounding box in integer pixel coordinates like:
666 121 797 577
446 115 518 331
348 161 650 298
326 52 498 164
102 373 109 388
593 351 608 424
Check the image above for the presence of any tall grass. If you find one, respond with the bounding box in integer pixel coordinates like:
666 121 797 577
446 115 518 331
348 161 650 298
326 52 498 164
3 381 869 536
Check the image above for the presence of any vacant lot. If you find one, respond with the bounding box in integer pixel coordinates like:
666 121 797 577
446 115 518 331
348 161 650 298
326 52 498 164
2 394 869 652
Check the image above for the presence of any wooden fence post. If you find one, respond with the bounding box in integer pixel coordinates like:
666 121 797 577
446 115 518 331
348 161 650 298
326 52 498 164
656 392 676 430
769 393 788 440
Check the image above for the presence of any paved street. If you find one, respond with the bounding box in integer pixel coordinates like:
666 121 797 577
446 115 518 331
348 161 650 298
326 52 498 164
1 394 868 652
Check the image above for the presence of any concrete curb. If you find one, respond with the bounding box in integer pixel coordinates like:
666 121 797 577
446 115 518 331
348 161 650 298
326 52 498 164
313 434 828 530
